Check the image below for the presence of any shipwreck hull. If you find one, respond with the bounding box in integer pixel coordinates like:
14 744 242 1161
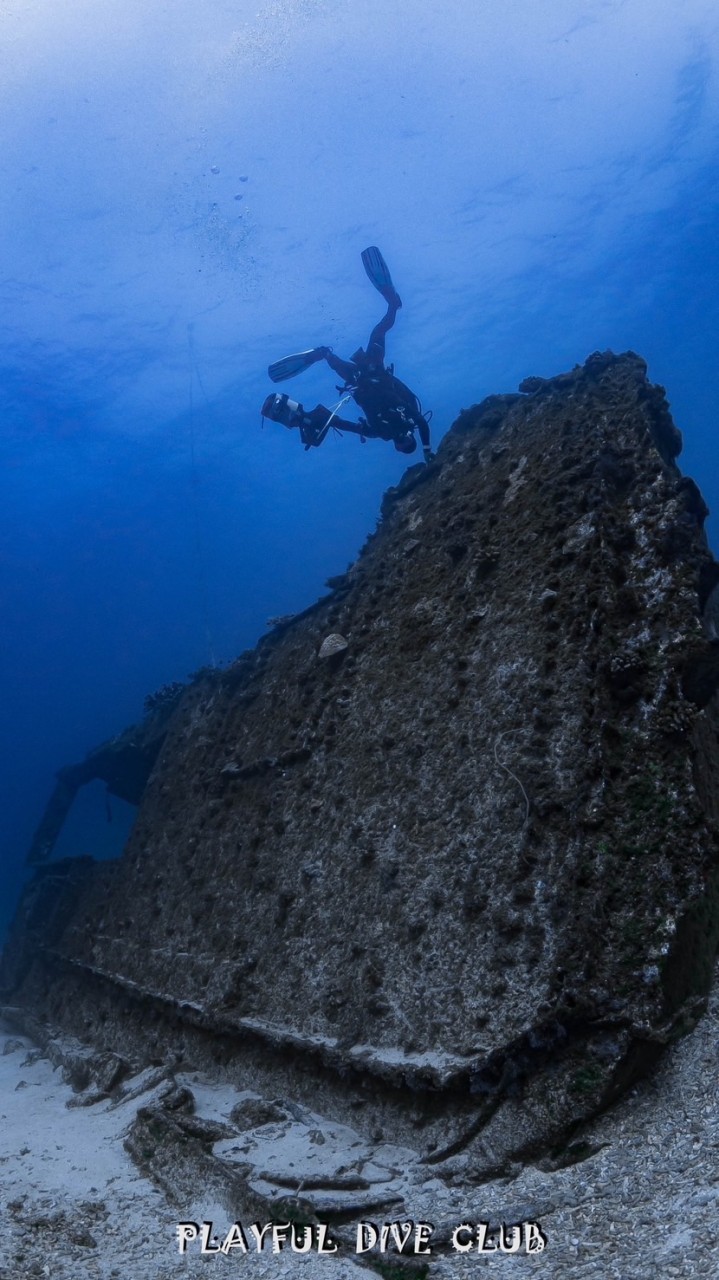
3 351 719 1179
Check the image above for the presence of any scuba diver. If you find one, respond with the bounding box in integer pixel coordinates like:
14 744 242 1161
261 247 434 462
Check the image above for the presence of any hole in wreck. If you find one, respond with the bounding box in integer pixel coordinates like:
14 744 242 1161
51 780 137 863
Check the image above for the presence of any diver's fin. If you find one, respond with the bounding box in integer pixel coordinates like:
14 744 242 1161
268 349 324 383
361 246 395 294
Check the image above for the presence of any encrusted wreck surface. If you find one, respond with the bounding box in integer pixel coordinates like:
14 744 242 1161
3 351 719 1183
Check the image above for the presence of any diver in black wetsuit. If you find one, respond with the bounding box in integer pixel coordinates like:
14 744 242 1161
262 248 434 462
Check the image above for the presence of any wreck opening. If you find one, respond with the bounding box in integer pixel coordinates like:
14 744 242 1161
24 700 179 867
51 780 137 865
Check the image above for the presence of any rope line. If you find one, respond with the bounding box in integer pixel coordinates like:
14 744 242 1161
187 323 217 669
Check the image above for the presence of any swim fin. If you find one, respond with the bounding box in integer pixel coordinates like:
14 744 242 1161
361 246 393 290
361 246 401 306
268 349 327 383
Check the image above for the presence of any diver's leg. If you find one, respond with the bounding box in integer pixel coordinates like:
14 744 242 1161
323 351 357 382
366 297 401 364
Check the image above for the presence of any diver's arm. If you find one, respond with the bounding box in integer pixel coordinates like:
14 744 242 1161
417 418 435 462
417 416 430 450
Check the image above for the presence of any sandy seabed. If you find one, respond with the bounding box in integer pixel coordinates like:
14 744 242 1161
0 1024 367 1280
2 969 719 1280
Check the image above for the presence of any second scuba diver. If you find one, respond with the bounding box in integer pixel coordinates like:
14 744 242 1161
262 247 434 463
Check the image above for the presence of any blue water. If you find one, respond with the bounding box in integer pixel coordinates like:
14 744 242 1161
2 0 719 937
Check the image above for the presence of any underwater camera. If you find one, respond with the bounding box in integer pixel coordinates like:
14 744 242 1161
261 392 305 429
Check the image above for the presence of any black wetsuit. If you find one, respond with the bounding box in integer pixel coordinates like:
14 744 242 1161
308 301 431 453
